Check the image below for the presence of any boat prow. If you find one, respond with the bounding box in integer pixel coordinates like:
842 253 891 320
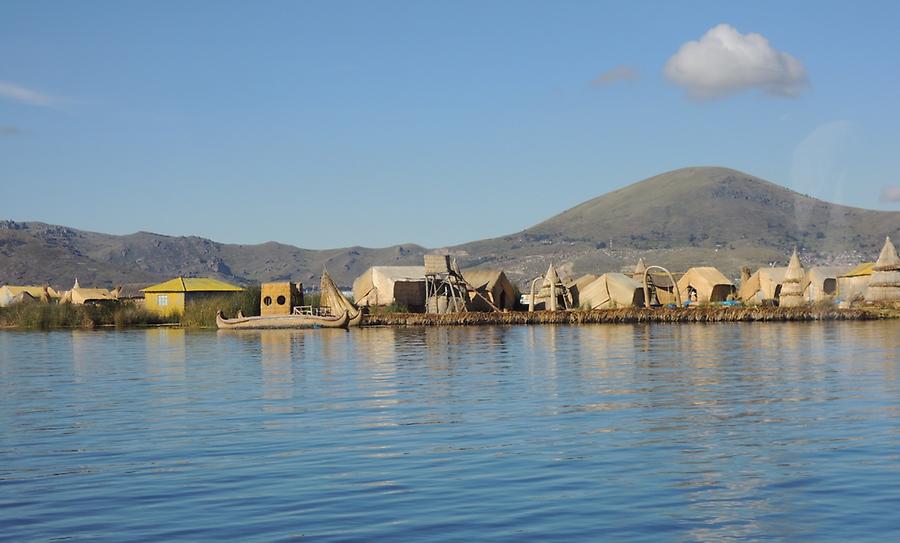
216 309 350 330
348 309 363 327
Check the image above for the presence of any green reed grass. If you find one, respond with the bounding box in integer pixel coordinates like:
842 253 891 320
0 301 176 329
180 286 261 328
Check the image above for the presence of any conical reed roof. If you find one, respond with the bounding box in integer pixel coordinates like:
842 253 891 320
634 258 646 276
543 263 562 287
873 236 899 272
784 248 804 283
779 249 805 307
866 236 900 302
538 263 571 310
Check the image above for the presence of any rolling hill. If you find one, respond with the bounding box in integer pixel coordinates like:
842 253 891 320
456 166 900 282
2 167 898 289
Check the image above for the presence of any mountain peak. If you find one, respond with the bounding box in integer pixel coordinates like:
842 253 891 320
2 167 898 288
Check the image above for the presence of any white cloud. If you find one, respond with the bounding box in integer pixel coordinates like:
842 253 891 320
880 186 900 203
664 24 807 100
0 80 58 107
591 65 638 86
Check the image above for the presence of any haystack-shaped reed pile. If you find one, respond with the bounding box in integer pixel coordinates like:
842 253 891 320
363 306 877 327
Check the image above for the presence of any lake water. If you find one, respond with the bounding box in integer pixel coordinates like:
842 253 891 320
2 322 900 541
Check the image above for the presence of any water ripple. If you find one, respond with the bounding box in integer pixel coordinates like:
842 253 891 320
1 322 900 541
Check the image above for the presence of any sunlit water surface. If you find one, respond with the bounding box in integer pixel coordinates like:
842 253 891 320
2 322 900 541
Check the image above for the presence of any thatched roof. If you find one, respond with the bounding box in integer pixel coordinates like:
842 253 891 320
0 285 59 299
462 269 517 311
873 236 899 272
115 284 150 299
866 237 900 301
462 269 506 291
738 267 788 302
534 263 572 310
542 263 564 288
633 258 647 277
569 273 599 292
677 267 735 302
780 249 805 307
579 273 644 309
61 282 118 304
0 285 60 306
784 249 805 283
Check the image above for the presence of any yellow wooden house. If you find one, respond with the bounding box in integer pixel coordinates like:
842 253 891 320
142 277 243 316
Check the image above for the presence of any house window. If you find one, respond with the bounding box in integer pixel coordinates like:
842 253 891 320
158 294 168 307
264 296 272 306
277 295 286 305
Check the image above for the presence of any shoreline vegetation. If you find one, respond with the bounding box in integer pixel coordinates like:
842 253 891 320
1 300 896 330
0 288 262 330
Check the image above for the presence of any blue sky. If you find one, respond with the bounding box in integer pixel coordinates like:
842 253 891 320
2 1 899 249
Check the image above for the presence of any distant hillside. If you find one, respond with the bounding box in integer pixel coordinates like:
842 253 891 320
0 221 426 289
530 167 896 250
454 167 900 282
2 167 898 289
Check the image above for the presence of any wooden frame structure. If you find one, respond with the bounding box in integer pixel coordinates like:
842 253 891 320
424 255 469 314
423 255 501 313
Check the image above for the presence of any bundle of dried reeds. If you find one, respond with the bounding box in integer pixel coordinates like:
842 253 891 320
361 306 877 327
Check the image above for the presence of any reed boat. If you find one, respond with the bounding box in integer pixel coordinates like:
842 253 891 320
319 268 363 327
216 309 350 330
348 309 363 327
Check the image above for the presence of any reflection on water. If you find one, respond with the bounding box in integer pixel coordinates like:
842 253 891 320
144 328 186 379
259 331 294 401
1 321 900 542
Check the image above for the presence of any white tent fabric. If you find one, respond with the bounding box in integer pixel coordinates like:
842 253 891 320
352 266 426 308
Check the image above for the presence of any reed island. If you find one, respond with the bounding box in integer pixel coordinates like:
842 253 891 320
2 237 899 330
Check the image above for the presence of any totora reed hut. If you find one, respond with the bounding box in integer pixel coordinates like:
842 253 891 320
461 270 517 312
567 274 600 307
778 249 805 308
677 267 735 304
0 285 60 307
739 267 788 305
60 279 118 305
837 262 874 302
577 273 644 309
865 236 900 303
802 266 850 303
